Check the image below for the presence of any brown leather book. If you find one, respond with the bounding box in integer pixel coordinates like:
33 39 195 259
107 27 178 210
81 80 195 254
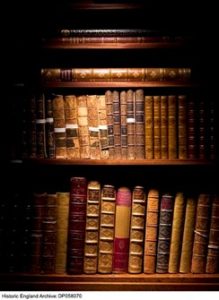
120 91 128 159
153 96 161 159
45 97 55 158
113 90 121 159
36 94 47 158
168 95 177 159
145 96 153 159
127 89 135 160
135 89 145 159
160 95 168 159
105 90 115 159
97 95 109 159
187 96 197 159
178 95 187 159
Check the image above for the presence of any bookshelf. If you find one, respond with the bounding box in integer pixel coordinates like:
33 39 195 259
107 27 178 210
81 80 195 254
4 0 218 292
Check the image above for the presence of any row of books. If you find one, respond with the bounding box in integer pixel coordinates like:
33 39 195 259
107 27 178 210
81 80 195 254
21 90 216 160
41 68 191 82
0 178 218 274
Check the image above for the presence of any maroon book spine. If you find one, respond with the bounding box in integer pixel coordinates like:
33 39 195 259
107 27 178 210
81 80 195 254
67 177 87 274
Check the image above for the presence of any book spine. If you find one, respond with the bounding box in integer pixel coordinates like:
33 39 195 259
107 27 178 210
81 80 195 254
113 91 121 159
145 96 153 159
55 192 70 274
98 185 116 273
45 97 55 158
105 90 115 159
144 189 159 273
113 187 132 273
97 95 109 159
178 95 187 159
36 94 47 158
187 96 197 159
206 195 219 273
168 192 185 273
135 89 145 159
168 95 177 159
209 101 216 160
27 96 37 158
120 91 128 159
156 193 174 273
153 96 161 159
179 196 197 273
127 89 135 159
67 177 87 274
128 186 146 273
191 194 211 273
160 95 168 159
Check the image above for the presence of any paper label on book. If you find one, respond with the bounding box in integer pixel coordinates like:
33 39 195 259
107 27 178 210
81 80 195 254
89 127 99 132
54 127 66 133
99 125 108 130
46 118 54 123
66 124 78 129
36 119 46 124
127 118 135 123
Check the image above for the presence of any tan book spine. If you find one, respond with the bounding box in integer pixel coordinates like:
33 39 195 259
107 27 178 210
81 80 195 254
64 95 80 159
168 192 185 273
206 195 219 273
55 192 70 274
179 196 197 273
98 185 116 273
191 194 211 273
145 96 153 159
52 94 67 159
160 95 168 159
84 181 101 274
135 89 145 159
41 68 61 81
105 90 115 159
87 95 101 159
144 189 159 273
128 186 146 273
178 95 187 159
36 94 47 158
120 91 128 159
77 95 90 159
45 97 55 158
127 89 135 160
153 96 161 159
97 95 109 159
168 95 177 159
113 90 121 159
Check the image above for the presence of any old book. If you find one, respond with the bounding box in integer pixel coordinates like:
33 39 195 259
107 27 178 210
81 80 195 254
120 91 128 159
160 95 168 159
168 192 185 273
208 100 216 160
179 196 197 273
68 177 87 274
113 91 121 159
77 95 90 159
55 192 70 274
206 195 219 273
27 96 37 158
156 193 174 273
97 95 109 159
191 194 211 273
168 95 177 159
87 95 101 159
36 94 47 158
113 187 132 273
98 185 116 273
144 189 159 273
187 96 197 159
127 89 135 160
45 97 55 158
128 186 146 273
84 181 101 274
153 96 161 159
145 96 153 159
178 95 187 159
64 95 80 159
52 94 67 159
135 89 145 159
105 90 115 159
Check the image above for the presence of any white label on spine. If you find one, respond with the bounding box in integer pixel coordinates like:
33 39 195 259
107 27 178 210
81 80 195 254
127 118 135 123
54 127 66 133
89 127 99 132
99 125 108 130
36 119 46 124
46 118 54 123
66 124 78 129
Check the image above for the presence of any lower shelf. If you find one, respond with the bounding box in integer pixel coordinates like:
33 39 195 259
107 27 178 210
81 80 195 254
0 273 219 291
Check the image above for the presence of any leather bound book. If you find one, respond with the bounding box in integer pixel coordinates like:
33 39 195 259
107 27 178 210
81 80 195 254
84 181 101 274
64 95 80 159
128 186 146 273
178 95 187 159
55 192 70 274
52 94 67 159
127 89 135 160
87 95 101 159
156 193 174 273
144 189 159 273
98 185 116 273
77 95 90 159
153 96 161 159
105 90 115 159
168 95 177 159
27 96 37 158
168 192 185 273
113 187 132 273
45 97 55 158
36 94 47 158
145 96 153 159
120 91 128 160
191 194 211 273
68 177 87 274
179 196 197 273
97 95 109 159
135 89 145 159
41 68 61 81
187 96 197 159
206 195 219 273
209 100 216 160
160 95 168 159
198 99 207 160
113 90 121 159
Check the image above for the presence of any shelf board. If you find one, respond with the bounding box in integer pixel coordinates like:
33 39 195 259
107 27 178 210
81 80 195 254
0 273 219 291
42 81 195 89
11 158 216 166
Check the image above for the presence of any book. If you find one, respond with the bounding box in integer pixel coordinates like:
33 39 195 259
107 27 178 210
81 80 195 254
98 185 116 273
145 96 153 159
160 95 168 159
113 90 121 159
105 90 115 159
153 96 161 159
127 89 135 159
135 89 145 159
120 91 128 159
168 95 177 159
36 94 47 158
45 97 55 158
178 95 187 159
113 187 132 273
97 95 109 159
77 96 90 159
